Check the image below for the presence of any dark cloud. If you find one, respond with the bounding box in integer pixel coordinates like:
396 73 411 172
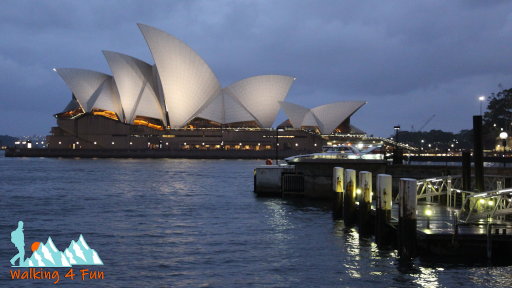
1 0 512 136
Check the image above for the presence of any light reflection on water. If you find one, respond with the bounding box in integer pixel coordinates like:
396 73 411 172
0 155 510 287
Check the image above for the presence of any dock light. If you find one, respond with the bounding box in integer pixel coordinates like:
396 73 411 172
425 208 433 229
356 188 361 195
479 199 486 205
488 200 494 206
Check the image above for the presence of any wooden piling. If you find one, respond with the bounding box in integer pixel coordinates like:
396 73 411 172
398 178 417 260
343 169 357 226
358 171 372 236
375 174 392 246
462 150 471 192
473 115 484 192
333 167 344 219
487 223 492 260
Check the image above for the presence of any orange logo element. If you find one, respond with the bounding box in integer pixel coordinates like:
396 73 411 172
31 242 41 253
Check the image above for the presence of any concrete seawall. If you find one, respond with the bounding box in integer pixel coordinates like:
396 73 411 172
4 148 309 159
257 159 512 199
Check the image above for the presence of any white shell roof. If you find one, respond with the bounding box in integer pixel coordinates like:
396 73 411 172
225 75 294 127
280 101 366 134
138 23 221 128
195 91 255 124
54 24 356 130
92 78 124 121
311 101 366 134
103 51 167 125
279 101 311 128
55 68 124 121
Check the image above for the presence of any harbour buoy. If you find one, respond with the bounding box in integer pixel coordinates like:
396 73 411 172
265 159 273 165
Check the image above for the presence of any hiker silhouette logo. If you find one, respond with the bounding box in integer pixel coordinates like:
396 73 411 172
9 221 103 267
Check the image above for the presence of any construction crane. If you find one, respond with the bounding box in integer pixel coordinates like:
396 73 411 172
418 114 435 132
410 114 436 132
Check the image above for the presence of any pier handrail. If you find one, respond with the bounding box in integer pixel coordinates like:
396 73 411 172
459 188 512 223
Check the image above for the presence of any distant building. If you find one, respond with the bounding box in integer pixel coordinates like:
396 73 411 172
47 24 367 154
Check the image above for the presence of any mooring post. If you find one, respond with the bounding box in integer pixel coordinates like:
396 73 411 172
358 171 372 236
375 174 392 246
333 167 344 219
398 178 417 260
486 223 492 260
462 151 471 192
343 169 357 226
473 116 484 192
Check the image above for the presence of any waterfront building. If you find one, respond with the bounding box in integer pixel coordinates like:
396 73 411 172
47 24 367 154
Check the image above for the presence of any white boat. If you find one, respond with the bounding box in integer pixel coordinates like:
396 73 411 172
284 144 384 163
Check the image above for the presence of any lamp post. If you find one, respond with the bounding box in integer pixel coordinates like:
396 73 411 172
478 96 486 116
499 132 508 151
500 131 508 167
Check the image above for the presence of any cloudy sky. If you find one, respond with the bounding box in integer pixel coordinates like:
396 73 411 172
2 0 512 137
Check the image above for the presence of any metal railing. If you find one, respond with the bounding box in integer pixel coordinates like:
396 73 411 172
459 188 512 222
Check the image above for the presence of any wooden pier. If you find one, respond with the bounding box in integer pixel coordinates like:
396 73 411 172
254 163 512 262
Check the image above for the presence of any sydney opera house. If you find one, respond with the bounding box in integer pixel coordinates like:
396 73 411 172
46 24 366 157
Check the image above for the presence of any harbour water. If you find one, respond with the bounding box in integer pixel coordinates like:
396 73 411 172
0 152 511 287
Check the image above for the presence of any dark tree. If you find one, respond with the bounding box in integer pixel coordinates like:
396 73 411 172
482 88 512 148
483 88 512 130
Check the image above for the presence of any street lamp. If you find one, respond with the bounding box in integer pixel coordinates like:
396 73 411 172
500 132 508 151
500 131 508 167
478 96 486 115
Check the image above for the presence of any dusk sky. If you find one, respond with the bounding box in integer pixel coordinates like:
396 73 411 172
2 0 512 137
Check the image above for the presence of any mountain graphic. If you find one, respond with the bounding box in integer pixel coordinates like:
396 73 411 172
64 234 103 265
24 237 71 267
22 234 103 267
